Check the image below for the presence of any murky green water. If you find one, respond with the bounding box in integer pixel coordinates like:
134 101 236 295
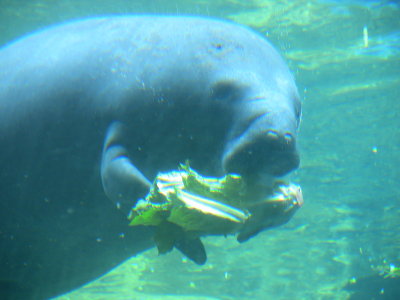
1 0 399 299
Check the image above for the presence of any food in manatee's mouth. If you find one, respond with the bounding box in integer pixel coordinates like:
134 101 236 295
223 129 300 179
128 164 303 264
129 164 303 235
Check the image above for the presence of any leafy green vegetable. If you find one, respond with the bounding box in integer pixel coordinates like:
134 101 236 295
128 163 303 242
128 163 250 235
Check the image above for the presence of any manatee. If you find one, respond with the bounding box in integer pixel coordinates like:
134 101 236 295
0 16 301 299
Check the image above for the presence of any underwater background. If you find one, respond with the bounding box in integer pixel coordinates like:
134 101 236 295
0 0 399 299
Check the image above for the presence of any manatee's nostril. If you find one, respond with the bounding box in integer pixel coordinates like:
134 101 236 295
266 130 279 139
284 133 293 143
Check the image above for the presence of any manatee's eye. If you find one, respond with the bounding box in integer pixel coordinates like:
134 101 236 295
212 43 223 50
211 81 240 102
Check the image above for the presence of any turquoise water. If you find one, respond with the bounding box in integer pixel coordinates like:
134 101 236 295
1 0 399 299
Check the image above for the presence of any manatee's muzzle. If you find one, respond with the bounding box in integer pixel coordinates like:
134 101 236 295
222 129 300 179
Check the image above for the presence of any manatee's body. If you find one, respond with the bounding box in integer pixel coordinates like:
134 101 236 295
0 16 300 299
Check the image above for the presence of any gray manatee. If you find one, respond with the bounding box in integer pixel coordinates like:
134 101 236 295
0 16 301 299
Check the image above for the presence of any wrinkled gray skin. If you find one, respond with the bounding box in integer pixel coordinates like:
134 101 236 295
0 16 301 299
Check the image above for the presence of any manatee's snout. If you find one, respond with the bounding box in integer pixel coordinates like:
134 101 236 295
223 130 299 177
222 110 300 179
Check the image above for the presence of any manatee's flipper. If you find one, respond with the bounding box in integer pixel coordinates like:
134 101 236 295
154 221 178 254
237 197 299 243
154 222 207 265
237 225 263 243
175 234 207 265
101 122 151 214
